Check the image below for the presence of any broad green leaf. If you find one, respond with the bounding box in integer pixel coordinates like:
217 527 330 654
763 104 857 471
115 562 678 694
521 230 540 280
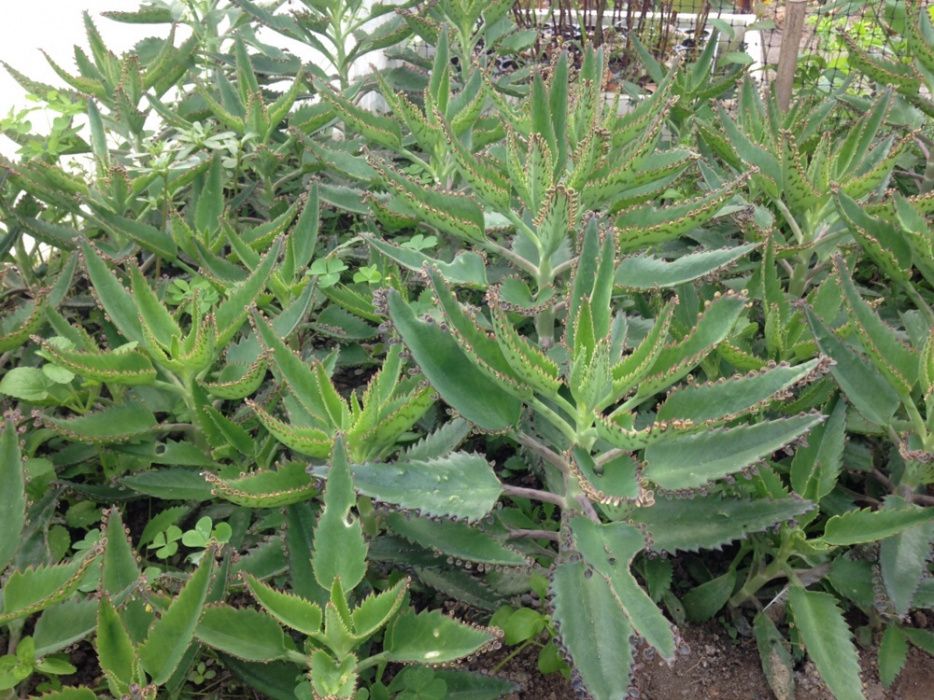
791 398 845 501
644 414 823 490
29 688 97 700
1 552 100 624
571 518 674 659
80 242 142 343
682 569 736 623
615 244 759 290
788 587 865 700
904 627 934 654
101 508 139 596
204 462 317 508
139 548 215 684
822 505 934 545
383 610 494 664
657 359 822 424
0 417 25 569
97 595 137 695
804 305 900 426
43 403 157 444
879 624 908 688
311 452 502 522
880 520 932 615
551 560 633 700
311 438 366 591
33 600 98 656
196 605 289 662
627 495 813 553
387 290 521 431
426 267 528 397
386 514 530 567
244 574 322 636
123 468 213 501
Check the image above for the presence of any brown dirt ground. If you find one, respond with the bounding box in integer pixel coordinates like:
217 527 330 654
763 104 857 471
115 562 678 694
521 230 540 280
483 622 934 699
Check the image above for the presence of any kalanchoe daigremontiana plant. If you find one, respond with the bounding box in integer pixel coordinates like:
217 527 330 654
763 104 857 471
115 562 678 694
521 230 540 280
198 438 503 699
367 46 756 346
308 220 830 698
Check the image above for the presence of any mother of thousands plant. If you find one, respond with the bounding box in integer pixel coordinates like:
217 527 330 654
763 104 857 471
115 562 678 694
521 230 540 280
319 217 828 699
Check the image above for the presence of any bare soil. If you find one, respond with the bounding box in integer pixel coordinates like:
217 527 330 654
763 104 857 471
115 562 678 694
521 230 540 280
485 622 934 699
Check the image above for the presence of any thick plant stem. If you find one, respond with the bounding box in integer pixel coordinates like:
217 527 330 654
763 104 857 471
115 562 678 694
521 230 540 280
502 484 566 508
514 431 569 473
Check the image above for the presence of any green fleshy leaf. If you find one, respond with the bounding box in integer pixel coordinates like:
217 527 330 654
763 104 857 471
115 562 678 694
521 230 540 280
788 587 865 700
311 438 367 591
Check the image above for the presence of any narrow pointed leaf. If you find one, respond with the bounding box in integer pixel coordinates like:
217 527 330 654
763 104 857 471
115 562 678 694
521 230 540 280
139 549 215 684
196 605 289 662
628 494 814 553
551 560 634 700
311 438 366 591
644 414 823 490
788 587 865 700
386 513 530 567
204 462 317 508
310 452 502 521
615 244 759 290
821 505 934 545
244 574 322 636
0 417 25 570
383 610 495 664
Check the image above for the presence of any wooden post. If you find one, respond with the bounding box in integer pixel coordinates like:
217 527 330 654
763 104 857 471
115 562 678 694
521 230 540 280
775 0 807 111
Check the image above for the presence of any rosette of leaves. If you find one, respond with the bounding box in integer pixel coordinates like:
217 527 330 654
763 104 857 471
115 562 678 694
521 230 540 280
241 323 436 463
696 79 919 253
366 220 829 698
195 438 502 699
368 46 757 347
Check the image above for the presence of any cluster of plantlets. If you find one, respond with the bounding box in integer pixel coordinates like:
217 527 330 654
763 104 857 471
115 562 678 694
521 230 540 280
0 1 931 699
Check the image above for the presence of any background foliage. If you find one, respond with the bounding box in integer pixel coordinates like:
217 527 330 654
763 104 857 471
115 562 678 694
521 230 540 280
0 1 932 698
